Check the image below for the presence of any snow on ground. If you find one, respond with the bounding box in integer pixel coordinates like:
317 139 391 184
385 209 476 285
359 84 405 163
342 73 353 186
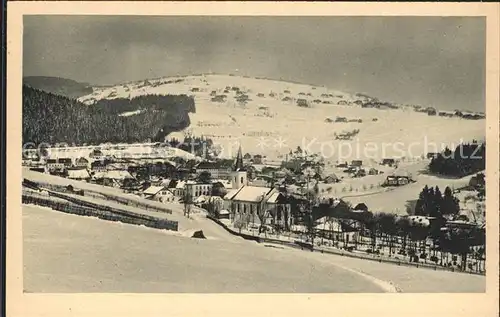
33 143 198 161
343 172 474 214
118 109 145 117
79 74 485 162
23 205 484 293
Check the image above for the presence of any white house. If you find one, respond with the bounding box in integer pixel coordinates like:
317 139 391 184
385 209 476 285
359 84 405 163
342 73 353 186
142 185 175 203
74 157 90 169
184 181 213 201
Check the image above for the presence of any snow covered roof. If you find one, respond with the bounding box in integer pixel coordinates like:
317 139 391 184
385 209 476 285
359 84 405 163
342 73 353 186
314 217 342 231
223 189 239 200
67 169 90 179
92 170 134 180
225 185 274 202
143 186 165 195
266 192 283 204
175 181 186 189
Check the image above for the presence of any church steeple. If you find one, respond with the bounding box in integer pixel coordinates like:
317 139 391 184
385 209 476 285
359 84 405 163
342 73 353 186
234 145 244 171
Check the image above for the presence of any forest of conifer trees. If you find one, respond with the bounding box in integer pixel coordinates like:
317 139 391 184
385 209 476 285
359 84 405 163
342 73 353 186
22 86 196 145
428 141 485 177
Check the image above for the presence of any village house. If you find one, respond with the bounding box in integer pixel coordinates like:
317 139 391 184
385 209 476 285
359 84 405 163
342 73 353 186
381 158 395 166
167 180 186 198
384 175 412 186
323 173 340 184
184 181 213 201
58 158 73 169
89 148 105 161
351 160 363 168
45 158 63 172
67 168 91 181
142 185 175 203
195 161 233 179
336 162 348 168
75 157 89 169
353 169 367 178
92 170 135 188
91 160 111 173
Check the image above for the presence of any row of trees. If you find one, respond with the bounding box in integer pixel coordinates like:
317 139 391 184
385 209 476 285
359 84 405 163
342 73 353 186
168 136 216 158
428 141 485 177
414 185 460 217
23 86 195 145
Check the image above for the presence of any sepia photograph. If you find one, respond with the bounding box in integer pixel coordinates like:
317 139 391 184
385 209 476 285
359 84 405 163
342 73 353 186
5 1 500 317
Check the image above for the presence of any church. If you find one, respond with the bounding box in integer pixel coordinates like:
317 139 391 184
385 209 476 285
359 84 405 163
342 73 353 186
224 146 291 228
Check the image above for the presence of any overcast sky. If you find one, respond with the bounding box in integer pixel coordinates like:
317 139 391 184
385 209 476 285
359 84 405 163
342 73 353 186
24 16 485 111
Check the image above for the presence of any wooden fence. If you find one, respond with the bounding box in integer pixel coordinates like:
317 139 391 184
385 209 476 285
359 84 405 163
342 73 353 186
25 180 173 215
22 193 178 231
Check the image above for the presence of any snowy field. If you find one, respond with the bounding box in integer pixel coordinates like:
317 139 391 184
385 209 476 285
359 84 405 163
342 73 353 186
23 205 485 293
78 74 485 162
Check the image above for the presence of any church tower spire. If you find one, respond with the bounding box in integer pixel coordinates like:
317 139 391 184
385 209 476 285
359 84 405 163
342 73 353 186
234 144 244 171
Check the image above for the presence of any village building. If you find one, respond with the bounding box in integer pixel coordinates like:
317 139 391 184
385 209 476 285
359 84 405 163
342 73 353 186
184 181 213 201
353 203 369 212
167 180 186 197
89 148 105 161
58 158 73 169
92 170 135 188
381 158 395 166
353 168 367 178
323 173 340 184
142 185 175 203
195 161 234 179
350 160 363 167
222 145 292 227
384 175 412 186
224 185 291 227
67 168 91 181
75 157 89 169
91 160 111 172
46 158 63 172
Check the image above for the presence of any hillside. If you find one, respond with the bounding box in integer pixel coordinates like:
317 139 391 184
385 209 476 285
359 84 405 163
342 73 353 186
22 85 195 145
23 76 94 99
78 74 485 161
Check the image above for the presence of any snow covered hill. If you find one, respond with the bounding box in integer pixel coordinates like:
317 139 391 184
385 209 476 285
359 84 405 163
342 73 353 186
78 74 485 161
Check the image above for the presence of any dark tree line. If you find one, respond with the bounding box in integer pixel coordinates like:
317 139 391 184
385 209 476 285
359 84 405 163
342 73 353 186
23 76 93 99
429 141 485 177
168 136 215 158
22 86 195 145
414 185 460 217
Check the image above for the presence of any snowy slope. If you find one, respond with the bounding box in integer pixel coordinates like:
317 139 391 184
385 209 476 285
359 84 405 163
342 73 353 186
23 204 485 293
78 74 485 161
